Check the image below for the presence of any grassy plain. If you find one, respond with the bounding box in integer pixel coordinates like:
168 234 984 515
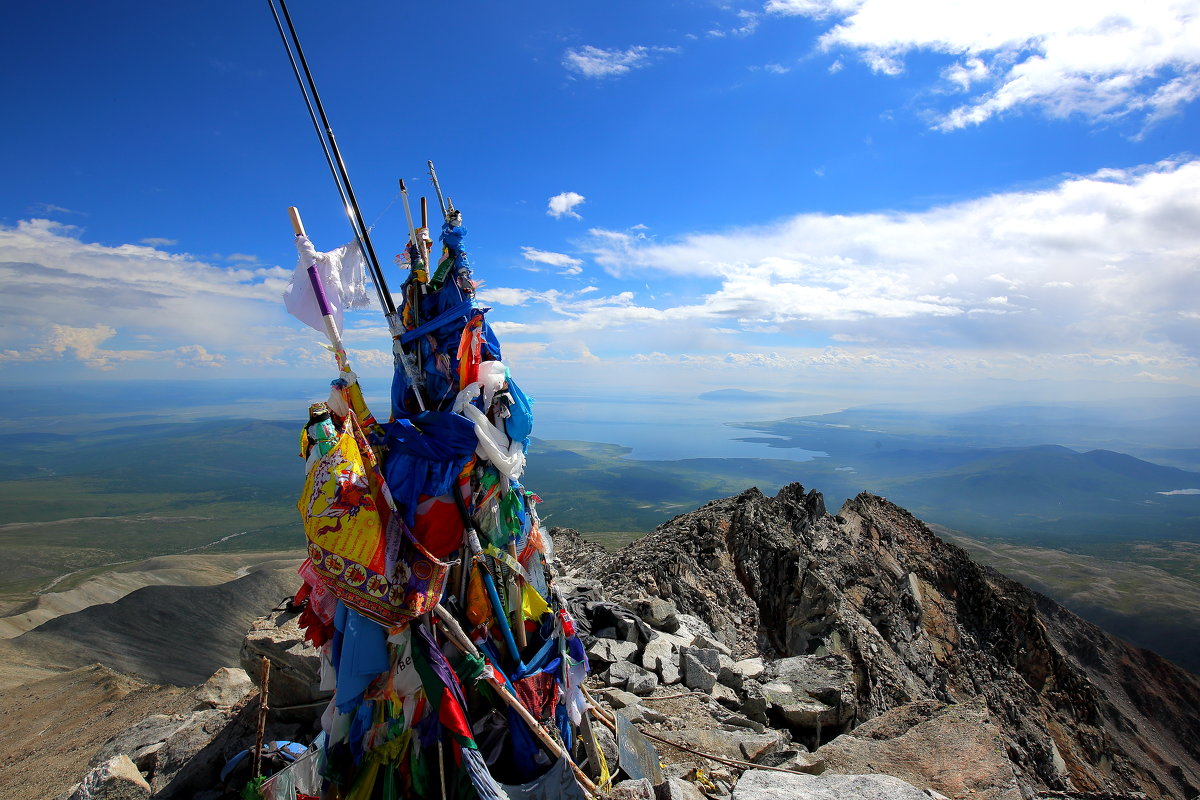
0 399 1197 672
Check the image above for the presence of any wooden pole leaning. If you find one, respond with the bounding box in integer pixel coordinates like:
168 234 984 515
433 604 599 798
253 656 271 778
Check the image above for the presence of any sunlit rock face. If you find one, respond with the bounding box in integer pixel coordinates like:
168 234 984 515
554 483 1200 800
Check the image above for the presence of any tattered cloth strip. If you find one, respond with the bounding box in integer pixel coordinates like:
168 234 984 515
283 234 373 336
381 410 478 527
412 471 470 559
500 755 589 800
514 671 559 721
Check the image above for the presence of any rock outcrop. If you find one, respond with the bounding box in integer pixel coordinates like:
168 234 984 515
554 483 1200 800
67 482 1200 800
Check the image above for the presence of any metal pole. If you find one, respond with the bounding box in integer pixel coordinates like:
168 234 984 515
428 160 448 221
275 0 396 317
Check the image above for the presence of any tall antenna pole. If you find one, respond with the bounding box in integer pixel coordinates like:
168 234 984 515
272 0 396 317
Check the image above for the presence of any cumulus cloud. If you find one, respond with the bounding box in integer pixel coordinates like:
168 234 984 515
537 158 1200 378
768 0 1200 130
547 192 586 220
562 45 679 78
0 323 235 371
0 219 346 375
478 287 537 306
521 246 584 276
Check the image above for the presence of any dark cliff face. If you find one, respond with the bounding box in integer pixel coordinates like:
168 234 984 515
559 483 1200 800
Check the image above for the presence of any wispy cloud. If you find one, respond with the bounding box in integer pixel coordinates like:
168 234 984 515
547 192 586 220
521 246 584 275
562 45 680 79
768 0 1200 130
140 237 177 247
30 202 83 216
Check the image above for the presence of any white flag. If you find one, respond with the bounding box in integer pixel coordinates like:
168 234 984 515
282 234 374 334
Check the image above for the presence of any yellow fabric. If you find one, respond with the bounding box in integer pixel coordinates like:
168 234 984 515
521 582 550 621
345 730 412 800
299 430 384 567
591 723 613 791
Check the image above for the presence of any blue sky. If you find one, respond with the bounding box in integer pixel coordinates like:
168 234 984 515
2 0 1198 411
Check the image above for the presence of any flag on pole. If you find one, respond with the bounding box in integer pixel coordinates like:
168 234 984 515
283 234 374 334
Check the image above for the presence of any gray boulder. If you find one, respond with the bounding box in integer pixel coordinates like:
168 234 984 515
626 666 660 696
239 608 324 708
633 597 680 632
641 635 676 674
731 770 929 800
814 700 1024 800
610 777 656 800
90 714 188 767
680 649 718 693
192 667 253 711
664 728 789 765
599 687 643 709
150 709 231 795
761 654 856 731
731 657 765 681
655 777 707 800
588 637 639 670
65 755 151 800
659 657 682 686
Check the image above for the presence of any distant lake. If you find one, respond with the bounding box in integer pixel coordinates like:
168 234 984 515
531 392 827 462
0 379 828 463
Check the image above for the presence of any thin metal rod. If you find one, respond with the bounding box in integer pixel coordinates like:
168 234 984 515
428 161 448 221
267 0 361 285
398 179 421 257
275 0 396 317
270 1 385 316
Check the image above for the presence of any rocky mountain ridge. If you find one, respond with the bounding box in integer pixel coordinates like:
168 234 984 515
56 483 1200 800
555 483 1200 799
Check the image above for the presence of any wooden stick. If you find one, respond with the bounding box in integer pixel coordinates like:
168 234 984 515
438 740 447 800
433 605 599 797
253 656 271 778
288 206 306 236
579 712 604 780
508 541 527 649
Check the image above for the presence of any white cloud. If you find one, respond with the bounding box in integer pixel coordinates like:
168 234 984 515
0 323 234 371
31 202 82 215
709 9 761 38
572 158 1200 372
521 246 584 277
1157 488 1200 495
562 45 680 79
768 0 1200 130
547 192 586 220
140 237 177 247
478 287 536 306
0 219 349 376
